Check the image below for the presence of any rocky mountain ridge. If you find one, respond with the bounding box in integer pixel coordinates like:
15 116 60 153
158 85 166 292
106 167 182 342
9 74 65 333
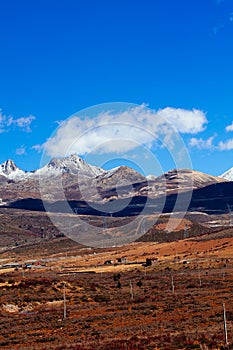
0 154 228 185
0 154 105 180
0 154 229 209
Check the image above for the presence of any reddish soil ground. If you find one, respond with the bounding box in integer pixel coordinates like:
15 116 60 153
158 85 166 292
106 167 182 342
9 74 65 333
1 236 233 349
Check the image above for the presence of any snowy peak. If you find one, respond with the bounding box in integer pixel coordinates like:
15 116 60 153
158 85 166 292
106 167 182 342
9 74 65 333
0 159 27 179
36 154 104 177
0 154 105 180
1 159 18 174
220 167 233 181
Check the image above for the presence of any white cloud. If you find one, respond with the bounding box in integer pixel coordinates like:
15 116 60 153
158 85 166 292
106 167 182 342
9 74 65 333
36 104 207 158
7 115 35 132
0 110 6 130
31 144 44 152
156 107 207 134
190 134 233 152
218 139 233 150
226 122 233 132
16 145 26 155
189 136 215 150
0 110 35 132
215 123 233 151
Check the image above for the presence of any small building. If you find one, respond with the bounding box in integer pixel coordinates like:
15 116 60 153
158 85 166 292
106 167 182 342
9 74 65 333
117 257 127 264
145 258 158 266
0 263 21 269
181 260 189 265
104 260 114 265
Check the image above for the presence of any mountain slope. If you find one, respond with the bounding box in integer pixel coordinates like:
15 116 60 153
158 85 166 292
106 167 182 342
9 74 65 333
143 169 227 199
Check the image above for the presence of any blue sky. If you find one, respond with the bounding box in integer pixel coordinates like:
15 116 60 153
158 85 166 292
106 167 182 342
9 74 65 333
0 0 233 176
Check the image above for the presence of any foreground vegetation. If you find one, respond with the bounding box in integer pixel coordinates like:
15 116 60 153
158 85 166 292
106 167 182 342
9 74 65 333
0 255 233 349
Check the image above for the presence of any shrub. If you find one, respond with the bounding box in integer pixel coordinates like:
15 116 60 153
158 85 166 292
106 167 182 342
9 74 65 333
94 294 110 302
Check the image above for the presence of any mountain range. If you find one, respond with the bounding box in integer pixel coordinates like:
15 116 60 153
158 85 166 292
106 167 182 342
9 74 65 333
0 155 104 179
0 154 231 214
1 154 233 248
0 153 230 183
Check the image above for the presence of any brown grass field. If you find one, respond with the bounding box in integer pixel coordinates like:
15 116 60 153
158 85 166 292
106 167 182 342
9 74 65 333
1 232 233 349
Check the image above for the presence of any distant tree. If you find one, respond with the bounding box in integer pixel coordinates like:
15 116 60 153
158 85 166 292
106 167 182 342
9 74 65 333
113 273 121 281
117 281 121 288
136 280 143 287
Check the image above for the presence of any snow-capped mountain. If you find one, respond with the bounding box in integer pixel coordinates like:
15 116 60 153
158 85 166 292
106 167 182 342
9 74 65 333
0 155 229 205
0 155 146 183
0 156 228 188
220 167 233 181
35 154 104 178
0 159 29 180
0 154 105 180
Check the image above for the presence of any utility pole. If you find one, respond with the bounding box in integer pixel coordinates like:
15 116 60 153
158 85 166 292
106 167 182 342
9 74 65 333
198 269 202 287
130 280 134 300
223 303 228 346
171 274 175 294
222 267 225 280
63 284 67 319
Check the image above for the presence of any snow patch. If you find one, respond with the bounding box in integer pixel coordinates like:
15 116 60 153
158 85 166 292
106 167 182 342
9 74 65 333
220 167 233 181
